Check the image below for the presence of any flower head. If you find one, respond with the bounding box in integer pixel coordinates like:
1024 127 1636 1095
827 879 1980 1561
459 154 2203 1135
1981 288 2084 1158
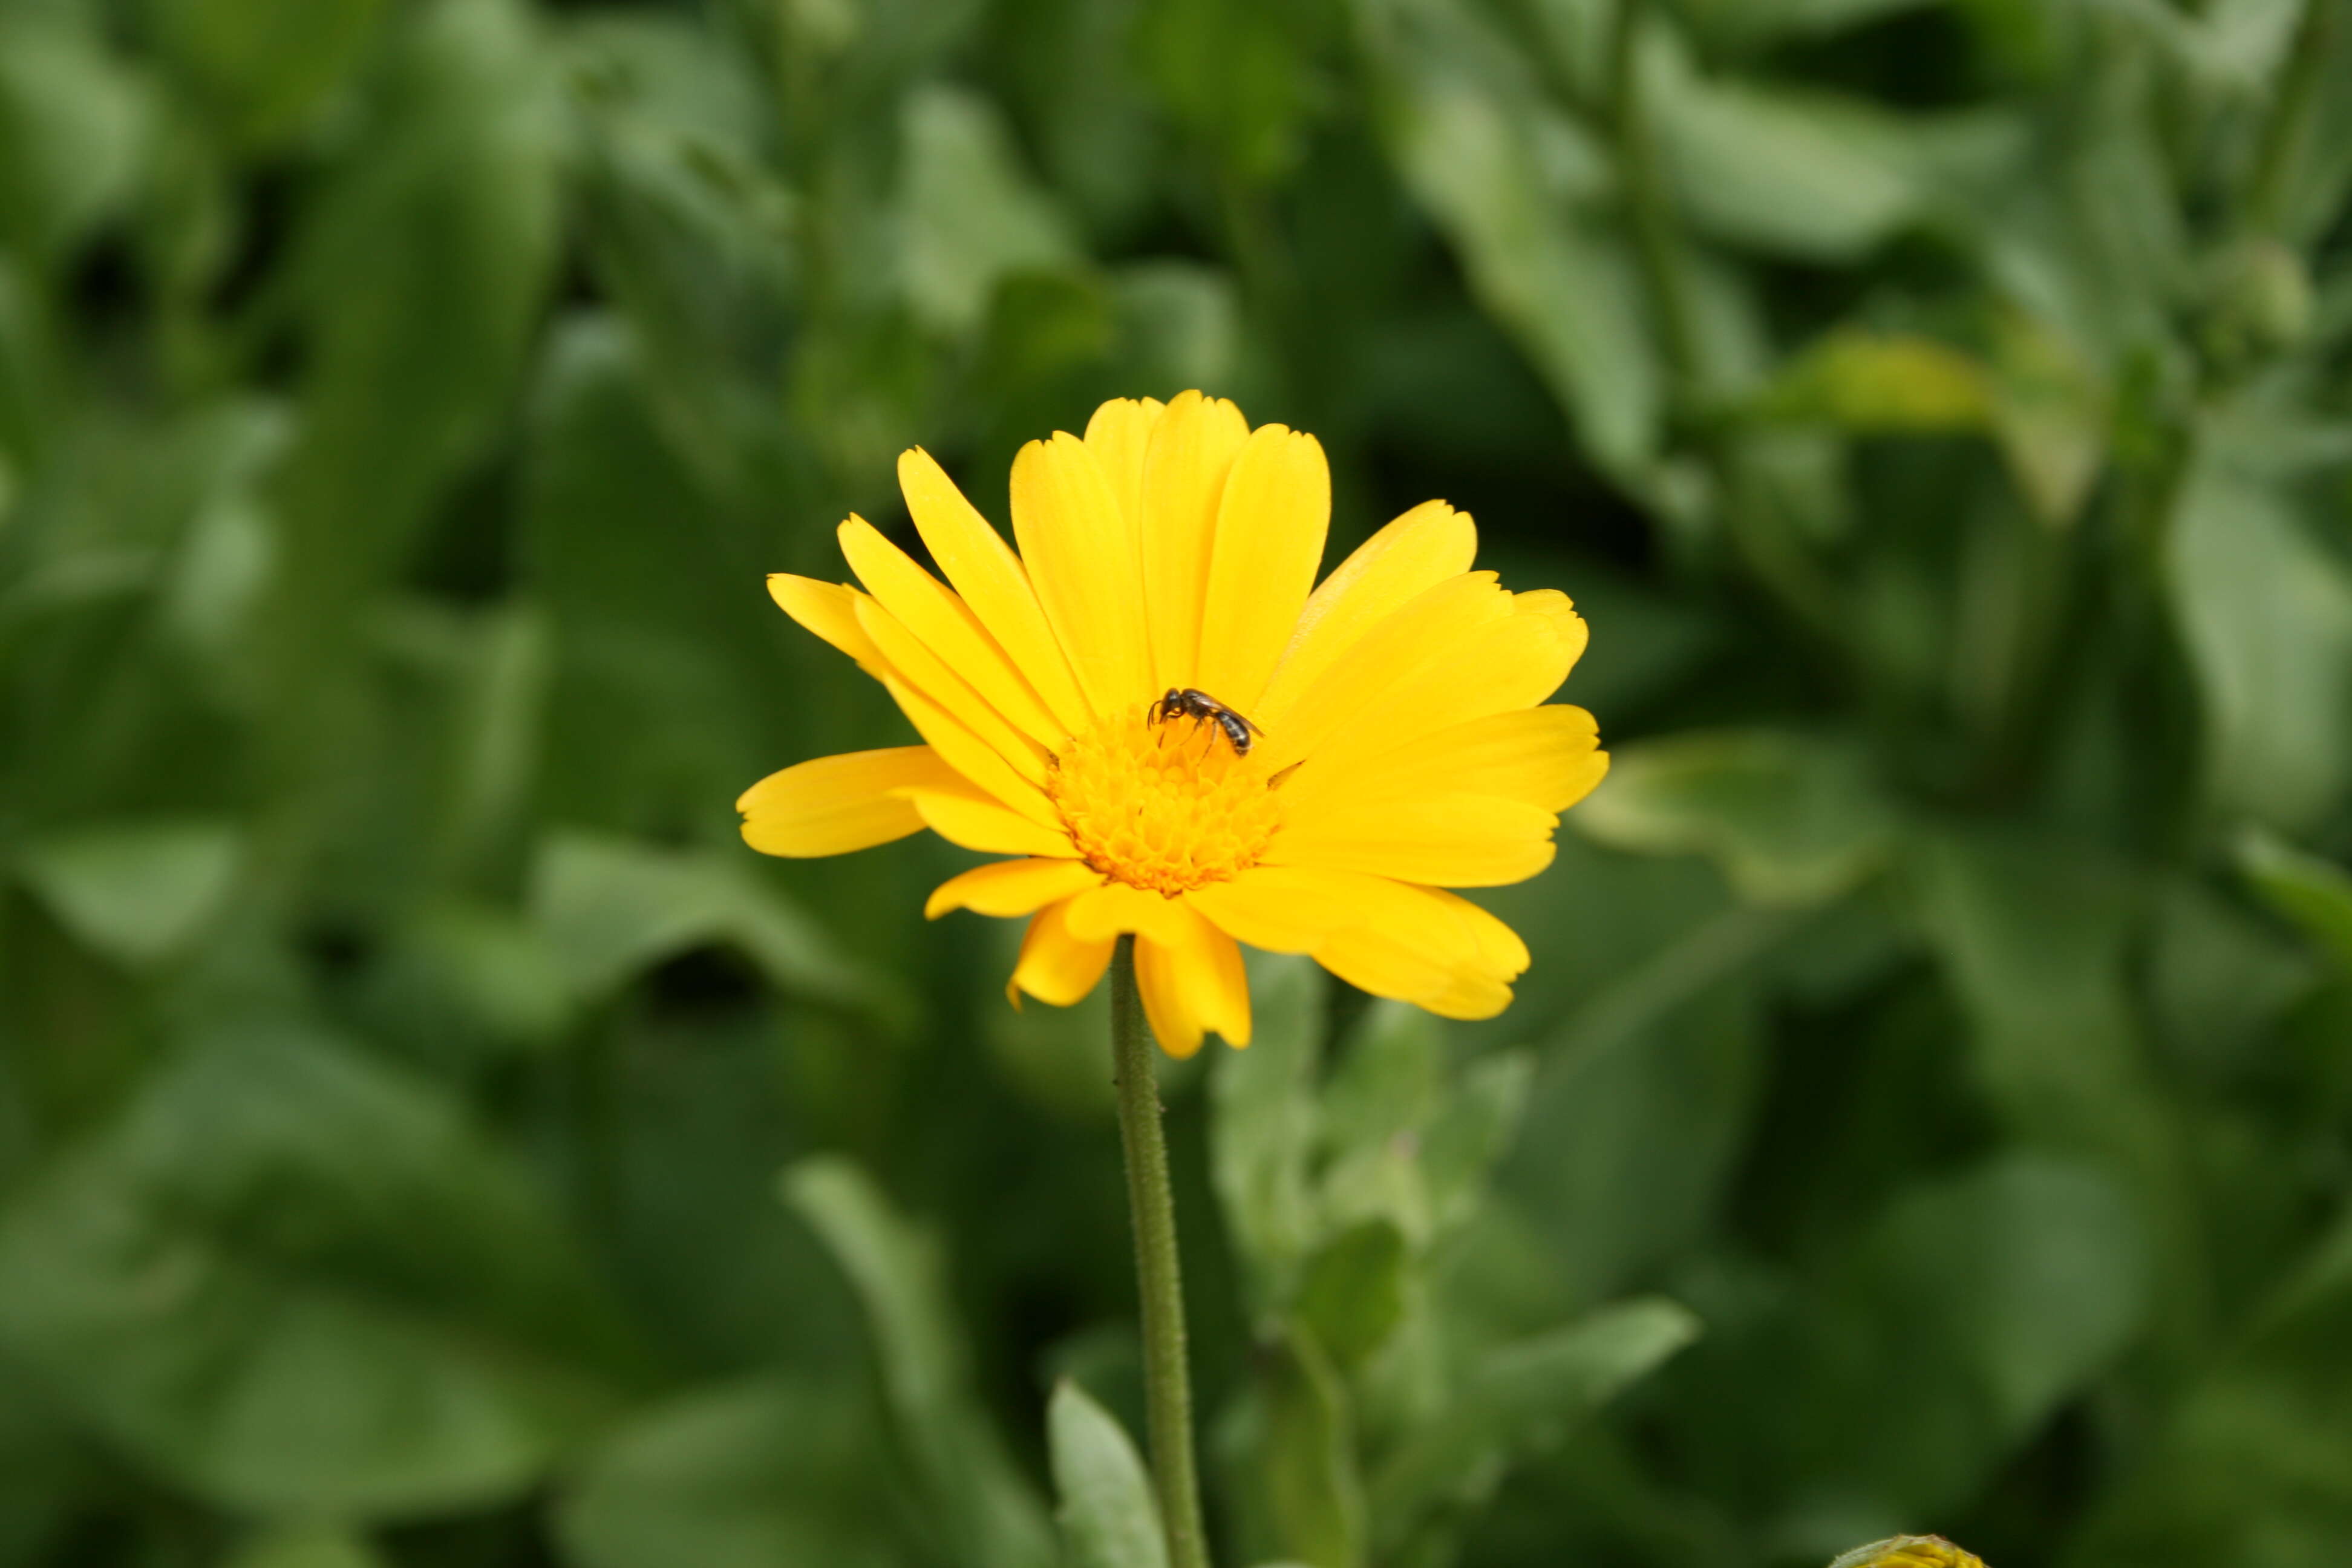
1827 1538 1986 1568
739 393 1606 1056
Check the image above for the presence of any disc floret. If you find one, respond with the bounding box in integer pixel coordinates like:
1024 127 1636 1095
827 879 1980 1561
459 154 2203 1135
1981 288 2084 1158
1047 703 1282 895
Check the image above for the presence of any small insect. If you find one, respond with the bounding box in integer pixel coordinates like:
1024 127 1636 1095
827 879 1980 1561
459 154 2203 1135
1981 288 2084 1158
1150 687 1265 756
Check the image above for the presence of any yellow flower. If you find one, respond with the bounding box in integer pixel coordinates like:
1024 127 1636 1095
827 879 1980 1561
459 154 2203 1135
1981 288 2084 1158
737 393 1607 1056
1827 1537 1987 1568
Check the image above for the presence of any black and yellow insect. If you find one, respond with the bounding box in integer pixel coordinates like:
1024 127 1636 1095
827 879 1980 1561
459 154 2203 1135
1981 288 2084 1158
1150 687 1264 756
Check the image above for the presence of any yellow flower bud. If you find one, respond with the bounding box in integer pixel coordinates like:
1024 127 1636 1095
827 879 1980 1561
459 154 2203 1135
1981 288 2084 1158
1827 1536 1987 1568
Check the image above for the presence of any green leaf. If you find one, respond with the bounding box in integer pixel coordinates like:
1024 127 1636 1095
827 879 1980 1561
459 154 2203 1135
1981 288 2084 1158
1359 1 1661 478
1737 1158 2153 1527
1319 1002 1442 1164
1853 1157 2145 1443
155 398 292 705
270 0 563 638
1912 834 2198 1356
1645 35 2018 263
0 1024 633 1518
782 1157 1056 1568
563 13 797 503
1367 1298 1700 1555
1212 955 1327 1315
528 831 894 1024
1911 833 2157 1167
1230 1327 1364 1568
554 1376 900 1568
1573 730 1900 905
1112 263 1242 398
517 316 791 805
2239 828 2352 971
1138 0 1324 183
1049 1379 1168 1568
433 599 552 889
371 900 574 1053
2145 874 2319 1074
0 16 151 261
222 1524 387 1568
1505 893 1778 1305
970 268 1118 397
2063 1196 2352 1567
1419 1048 1536 1232
897 83 1080 338
2173 466 2352 830
146 0 388 149
1295 1221 1408 1371
15 820 244 967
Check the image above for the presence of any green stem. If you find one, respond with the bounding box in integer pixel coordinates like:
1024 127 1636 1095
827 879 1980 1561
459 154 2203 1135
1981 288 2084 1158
1110 938 1211 1568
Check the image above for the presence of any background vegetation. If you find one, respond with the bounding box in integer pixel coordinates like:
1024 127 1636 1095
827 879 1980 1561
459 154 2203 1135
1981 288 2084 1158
5 0 2352 1564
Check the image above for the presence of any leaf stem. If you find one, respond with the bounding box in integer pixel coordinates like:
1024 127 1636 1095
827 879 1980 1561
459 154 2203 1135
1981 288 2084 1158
1110 937 1212 1568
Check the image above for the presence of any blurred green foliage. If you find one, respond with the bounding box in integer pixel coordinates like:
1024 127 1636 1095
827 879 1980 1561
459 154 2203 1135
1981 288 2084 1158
3 0 2352 1564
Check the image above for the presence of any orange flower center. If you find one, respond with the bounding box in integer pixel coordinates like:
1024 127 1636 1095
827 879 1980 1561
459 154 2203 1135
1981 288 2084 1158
1046 702 1282 895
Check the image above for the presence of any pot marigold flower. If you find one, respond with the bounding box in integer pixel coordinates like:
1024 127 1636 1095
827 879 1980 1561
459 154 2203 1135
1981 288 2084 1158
1828 1538 1987 1568
737 393 1607 1056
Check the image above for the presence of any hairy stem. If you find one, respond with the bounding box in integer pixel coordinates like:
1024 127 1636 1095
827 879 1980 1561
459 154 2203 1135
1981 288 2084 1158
1110 938 1212 1568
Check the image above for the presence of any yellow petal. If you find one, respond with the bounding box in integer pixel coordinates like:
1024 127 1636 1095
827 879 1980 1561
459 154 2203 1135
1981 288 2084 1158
1062 881 1195 946
1135 903 1251 1057
1190 868 1526 1019
1010 898 1114 1007
1264 796 1558 887
1421 886 1532 976
1266 587 1582 783
1418 973 1518 1021
1085 397 1166 540
903 785 1074 856
1185 864 1381 952
1256 499 1476 731
1140 391 1250 690
1515 589 1590 681
877 673 1060 828
898 448 1092 734
1194 425 1330 713
767 575 888 678
1010 432 1155 713
1304 593 1581 778
737 745 960 857
925 857 1099 920
855 596 1052 788
838 517 1067 748
1188 866 1529 990
1316 926 1516 1019
1285 705 1607 815
1251 572 1513 774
